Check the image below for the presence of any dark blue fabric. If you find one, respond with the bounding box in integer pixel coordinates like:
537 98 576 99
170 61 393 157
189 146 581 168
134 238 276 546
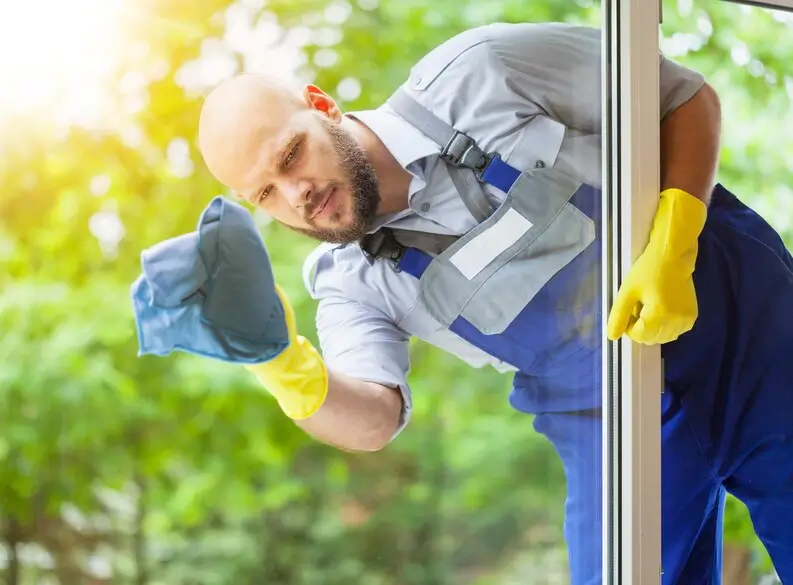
531 408 603 585
130 196 290 364
539 357 793 585
399 179 604 414
397 158 793 584
662 185 793 461
481 154 522 193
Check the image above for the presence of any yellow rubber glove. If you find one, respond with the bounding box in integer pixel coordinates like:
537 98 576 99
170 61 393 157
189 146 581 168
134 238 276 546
245 286 328 419
606 188 708 345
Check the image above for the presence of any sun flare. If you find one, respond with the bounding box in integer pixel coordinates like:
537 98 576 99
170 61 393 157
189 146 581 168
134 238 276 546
0 0 126 126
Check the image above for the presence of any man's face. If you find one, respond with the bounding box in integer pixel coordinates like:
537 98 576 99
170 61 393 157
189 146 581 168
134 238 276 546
198 77 381 244
262 113 381 243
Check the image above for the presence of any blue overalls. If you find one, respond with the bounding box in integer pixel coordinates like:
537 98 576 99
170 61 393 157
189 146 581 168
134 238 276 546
368 89 793 584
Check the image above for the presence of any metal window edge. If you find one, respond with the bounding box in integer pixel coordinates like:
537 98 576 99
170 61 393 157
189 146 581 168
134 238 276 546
602 0 663 583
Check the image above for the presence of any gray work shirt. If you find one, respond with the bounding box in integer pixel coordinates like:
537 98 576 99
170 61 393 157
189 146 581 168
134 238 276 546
301 22 705 435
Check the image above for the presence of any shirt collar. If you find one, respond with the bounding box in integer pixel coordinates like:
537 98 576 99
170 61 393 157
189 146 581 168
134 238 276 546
347 106 440 173
347 106 442 233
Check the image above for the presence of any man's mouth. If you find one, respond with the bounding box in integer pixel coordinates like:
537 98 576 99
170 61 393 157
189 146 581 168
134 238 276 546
310 187 335 220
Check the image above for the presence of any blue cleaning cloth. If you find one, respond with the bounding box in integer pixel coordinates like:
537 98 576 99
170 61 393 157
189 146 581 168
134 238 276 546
130 195 290 364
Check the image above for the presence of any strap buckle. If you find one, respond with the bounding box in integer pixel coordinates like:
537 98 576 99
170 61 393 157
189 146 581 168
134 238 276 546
359 228 405 268
440 131 495 179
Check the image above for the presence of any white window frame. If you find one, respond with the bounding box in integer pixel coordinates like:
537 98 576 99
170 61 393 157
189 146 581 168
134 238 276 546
603 0 792 582
602 0 663 582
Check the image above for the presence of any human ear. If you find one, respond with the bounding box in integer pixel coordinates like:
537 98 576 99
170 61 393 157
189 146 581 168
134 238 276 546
303 84 342 122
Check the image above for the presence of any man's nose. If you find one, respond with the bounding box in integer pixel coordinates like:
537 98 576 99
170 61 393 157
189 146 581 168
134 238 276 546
281 179 313 209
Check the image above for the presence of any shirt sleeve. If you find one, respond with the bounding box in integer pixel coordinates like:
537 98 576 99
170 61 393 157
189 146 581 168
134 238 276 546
481 22 706 132
303 245 414 437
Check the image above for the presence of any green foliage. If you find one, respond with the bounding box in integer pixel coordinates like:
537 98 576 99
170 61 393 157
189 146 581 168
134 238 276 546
1 0 791 583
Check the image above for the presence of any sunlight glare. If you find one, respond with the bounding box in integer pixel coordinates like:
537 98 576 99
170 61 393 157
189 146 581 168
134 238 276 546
0 0 125 126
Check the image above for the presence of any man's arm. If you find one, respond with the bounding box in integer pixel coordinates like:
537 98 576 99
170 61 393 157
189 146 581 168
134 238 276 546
484 23 718 173
660 82 722 205
299 286 413 451
265 243 415 452
247 286 411 452
295 371 403 452
244 244 412 451
477 23 721 344
485 22 722 204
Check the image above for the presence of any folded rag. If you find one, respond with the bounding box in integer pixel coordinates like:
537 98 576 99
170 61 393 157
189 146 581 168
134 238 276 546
130 196 289 364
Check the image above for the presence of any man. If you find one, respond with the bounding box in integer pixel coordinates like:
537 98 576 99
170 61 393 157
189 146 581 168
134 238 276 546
196 22 793 584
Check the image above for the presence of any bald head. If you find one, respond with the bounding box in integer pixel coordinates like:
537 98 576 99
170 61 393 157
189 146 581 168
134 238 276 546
198 73 307 189
195 73 382 244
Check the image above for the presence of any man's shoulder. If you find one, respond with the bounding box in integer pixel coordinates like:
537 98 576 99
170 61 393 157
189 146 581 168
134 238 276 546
300 241 420 320
301 242 360 298
301 241 400 303
402 23 499 94
403 22 595 93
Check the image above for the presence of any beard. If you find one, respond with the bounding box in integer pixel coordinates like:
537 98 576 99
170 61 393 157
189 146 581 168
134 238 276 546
291 117 381 244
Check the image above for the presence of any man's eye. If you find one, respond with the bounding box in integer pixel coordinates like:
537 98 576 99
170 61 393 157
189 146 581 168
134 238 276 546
258 186 273 203
285 143 299 166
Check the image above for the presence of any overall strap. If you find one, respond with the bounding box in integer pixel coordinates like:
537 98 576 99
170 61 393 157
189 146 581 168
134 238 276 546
360 89 524 265
387 89 522 197
360 227 459 263
388 89 493 222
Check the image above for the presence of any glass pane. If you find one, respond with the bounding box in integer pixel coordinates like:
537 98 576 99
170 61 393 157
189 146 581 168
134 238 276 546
0 2 646 585
656 1 793 584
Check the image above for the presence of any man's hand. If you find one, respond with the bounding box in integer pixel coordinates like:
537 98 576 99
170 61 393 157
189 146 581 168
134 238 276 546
246 285 401 451
246 285 329 419
607 188 708 345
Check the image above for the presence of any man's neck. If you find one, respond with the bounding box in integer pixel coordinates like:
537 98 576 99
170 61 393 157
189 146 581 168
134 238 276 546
342 115 412 216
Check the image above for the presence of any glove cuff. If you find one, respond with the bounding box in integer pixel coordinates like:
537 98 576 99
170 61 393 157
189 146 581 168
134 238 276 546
245 284 328 420
651 188 708 263
246 337 329 420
